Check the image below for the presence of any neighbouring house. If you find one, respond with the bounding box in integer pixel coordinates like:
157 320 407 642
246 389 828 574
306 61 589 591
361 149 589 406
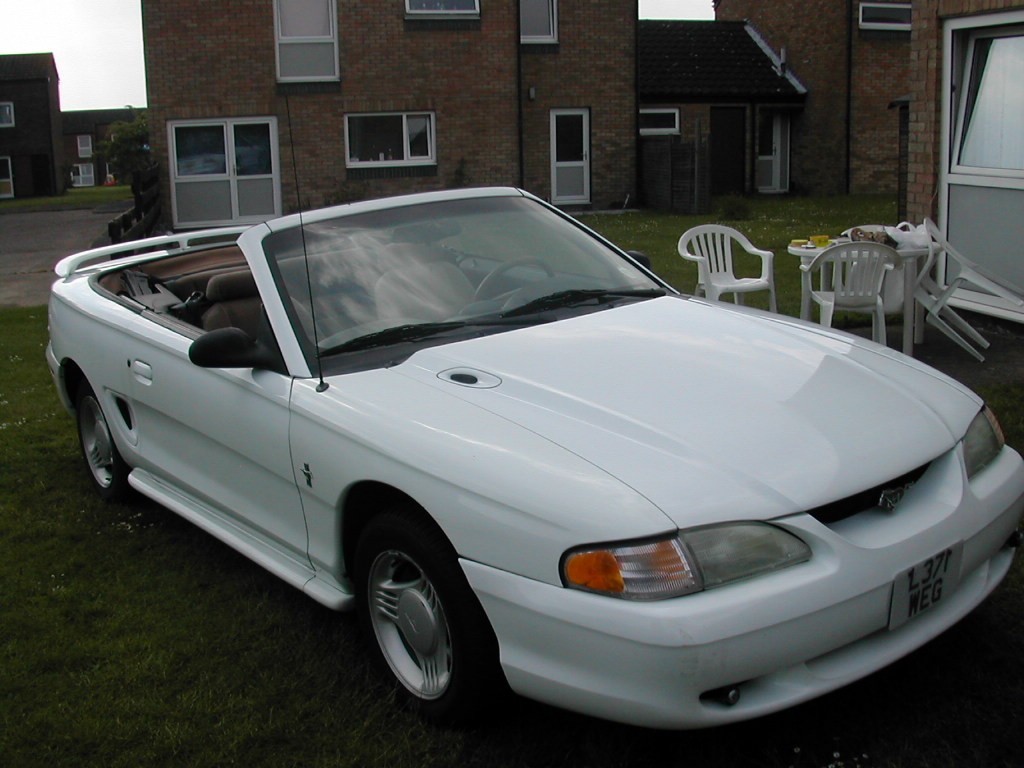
714 0 913 196
638 19 806 208
0 53 63 199
143 0 637 230
62 108 137 187
907 0 1024 323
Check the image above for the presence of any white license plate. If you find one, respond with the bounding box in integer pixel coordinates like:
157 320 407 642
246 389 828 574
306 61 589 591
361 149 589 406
888 542 964 630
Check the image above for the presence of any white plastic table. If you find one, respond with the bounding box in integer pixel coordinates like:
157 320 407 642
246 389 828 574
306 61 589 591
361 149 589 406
788 238 929 356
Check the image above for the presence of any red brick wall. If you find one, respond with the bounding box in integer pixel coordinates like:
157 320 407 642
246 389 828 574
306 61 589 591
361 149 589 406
0 65 63 196
144 0 636 223
716 0 909 195
520 1 637 206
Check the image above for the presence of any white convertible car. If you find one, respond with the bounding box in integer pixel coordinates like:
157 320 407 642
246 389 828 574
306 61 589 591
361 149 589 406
48 187 1024 728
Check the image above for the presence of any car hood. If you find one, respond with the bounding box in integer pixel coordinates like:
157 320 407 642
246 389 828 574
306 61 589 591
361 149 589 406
391 297 981 527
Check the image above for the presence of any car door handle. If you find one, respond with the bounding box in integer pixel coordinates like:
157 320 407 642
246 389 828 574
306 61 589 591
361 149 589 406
131 359 153 384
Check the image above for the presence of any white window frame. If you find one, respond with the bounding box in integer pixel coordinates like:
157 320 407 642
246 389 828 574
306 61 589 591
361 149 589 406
949 25 1024 180
0 102 13 128
77 135 93 158
344 112 437 168
274 0 340 82
0 156 13 198
639 108 680 136
859 3 912 32
71 163 95 187
405 0 480 19
520 0 558 44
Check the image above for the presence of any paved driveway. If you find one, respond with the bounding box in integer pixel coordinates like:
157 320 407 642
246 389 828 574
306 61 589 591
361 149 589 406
0 208 113 307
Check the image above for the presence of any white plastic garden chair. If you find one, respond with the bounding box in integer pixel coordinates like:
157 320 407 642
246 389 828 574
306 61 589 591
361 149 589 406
677 225 777 312
800 241 896 345
915 219 1024 361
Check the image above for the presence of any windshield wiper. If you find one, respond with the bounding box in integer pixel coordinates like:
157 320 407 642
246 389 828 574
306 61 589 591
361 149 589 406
322 316 540 355
500 288 666 317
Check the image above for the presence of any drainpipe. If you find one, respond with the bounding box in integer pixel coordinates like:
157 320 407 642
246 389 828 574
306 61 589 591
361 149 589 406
845 0 854 193
516 1 525 188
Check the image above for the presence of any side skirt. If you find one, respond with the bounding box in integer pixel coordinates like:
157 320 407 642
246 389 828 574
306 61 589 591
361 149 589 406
129 469 354 611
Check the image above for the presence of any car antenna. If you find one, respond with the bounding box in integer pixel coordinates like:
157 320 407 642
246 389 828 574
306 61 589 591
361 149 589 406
285 94 328 392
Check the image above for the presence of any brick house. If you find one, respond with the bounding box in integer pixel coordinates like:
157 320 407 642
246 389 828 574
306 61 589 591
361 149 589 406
62 108 136 188
0 53 64 199
714 0 913 196
143 0 637 229
907 1 1024 322
638 20 806 204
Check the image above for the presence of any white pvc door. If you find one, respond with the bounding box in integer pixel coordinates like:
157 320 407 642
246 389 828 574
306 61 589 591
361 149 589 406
756 111 790 193
550 109 590 204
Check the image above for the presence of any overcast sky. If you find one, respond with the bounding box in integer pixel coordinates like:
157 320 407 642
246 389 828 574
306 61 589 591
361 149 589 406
0 0 715 111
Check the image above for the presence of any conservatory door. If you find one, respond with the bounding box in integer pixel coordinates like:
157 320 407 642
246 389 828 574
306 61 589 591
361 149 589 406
942 13 1024 320
170 118 281 228
550 109 590 204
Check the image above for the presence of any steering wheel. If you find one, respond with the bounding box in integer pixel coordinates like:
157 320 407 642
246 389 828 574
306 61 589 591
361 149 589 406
474 258 555 301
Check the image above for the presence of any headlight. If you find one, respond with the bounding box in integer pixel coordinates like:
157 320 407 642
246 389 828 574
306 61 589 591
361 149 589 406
963 405 1005 479
562 523 810 600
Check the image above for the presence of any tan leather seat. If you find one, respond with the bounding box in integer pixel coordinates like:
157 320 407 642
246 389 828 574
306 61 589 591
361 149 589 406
201 270 262 335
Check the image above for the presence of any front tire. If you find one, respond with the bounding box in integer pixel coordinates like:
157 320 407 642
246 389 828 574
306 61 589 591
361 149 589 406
75 381 130 502
354 506 506 724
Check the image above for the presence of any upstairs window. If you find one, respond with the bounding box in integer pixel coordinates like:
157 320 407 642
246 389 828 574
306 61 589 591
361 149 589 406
275 0 339 82
521 0 557 43
345 113 435 167
0 102 13 127
406 0 479 18
639 109 680 136
77 135 93 158
859 3 911 32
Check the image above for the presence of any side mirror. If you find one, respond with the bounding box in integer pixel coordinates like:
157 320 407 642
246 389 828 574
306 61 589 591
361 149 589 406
626 250 653 271
189 327 283 370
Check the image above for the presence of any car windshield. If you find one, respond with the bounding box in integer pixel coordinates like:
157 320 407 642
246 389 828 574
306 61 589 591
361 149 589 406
261 194 664 368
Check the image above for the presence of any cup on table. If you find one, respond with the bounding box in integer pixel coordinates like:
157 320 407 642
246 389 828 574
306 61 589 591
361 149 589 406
810 235 831 248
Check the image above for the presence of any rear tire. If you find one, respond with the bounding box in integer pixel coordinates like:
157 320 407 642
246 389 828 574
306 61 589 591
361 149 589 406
354 505 506 725
75 381 130 502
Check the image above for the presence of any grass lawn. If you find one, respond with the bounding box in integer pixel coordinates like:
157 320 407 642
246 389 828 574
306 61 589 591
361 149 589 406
2 197 1023 767
0 185 134 213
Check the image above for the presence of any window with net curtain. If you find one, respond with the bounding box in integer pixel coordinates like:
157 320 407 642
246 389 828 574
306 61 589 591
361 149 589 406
957 33 1024 172
406 0 479 14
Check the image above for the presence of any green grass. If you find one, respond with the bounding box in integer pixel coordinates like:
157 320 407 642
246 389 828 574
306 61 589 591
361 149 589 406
0 185 133 212
3 196 1023 766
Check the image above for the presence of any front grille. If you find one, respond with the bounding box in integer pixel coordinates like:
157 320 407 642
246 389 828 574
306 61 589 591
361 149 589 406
806 463 930 525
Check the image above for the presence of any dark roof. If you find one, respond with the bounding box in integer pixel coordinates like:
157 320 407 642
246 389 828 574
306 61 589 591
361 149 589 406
639 20 805 102
62 108 137 134
0 52 59 81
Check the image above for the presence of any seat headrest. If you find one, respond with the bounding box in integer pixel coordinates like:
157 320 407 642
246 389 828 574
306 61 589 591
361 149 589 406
206 270 257 301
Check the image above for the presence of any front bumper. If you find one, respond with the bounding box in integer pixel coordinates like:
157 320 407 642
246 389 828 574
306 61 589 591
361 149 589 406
462 446 1024 729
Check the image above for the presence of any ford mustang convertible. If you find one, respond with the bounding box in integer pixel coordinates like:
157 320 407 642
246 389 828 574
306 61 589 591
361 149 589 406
47 187 1024 728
